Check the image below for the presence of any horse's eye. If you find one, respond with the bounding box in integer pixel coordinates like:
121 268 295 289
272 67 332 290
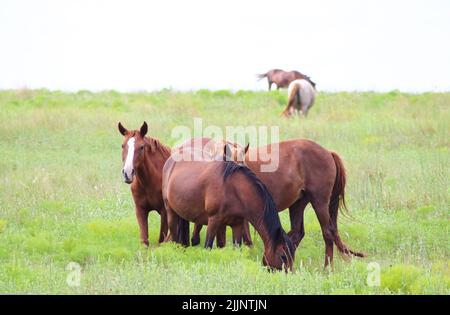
140 145 144 150
121 144 124 148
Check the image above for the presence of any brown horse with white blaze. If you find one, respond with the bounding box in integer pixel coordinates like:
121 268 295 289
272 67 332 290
192 138 365 267
118 121 171 246
162 151 296 271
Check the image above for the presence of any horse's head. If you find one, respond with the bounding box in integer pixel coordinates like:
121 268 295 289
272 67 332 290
223 142 249 165
263 230 296 272
117 121 148 184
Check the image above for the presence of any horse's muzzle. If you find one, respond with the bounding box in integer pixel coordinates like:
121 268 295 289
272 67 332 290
122 169 134 184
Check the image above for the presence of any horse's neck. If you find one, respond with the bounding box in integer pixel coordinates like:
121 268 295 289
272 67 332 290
237 187 277 251
135 142 171 188
246 213 276 251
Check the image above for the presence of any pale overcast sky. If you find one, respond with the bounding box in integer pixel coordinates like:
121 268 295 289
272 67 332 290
1 0 449 92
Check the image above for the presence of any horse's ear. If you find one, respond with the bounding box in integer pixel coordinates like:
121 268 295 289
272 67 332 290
118 122 128 136
140 121 148 137
244 143 250 154
223 144 232 161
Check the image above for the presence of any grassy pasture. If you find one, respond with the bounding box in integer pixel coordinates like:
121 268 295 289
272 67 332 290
0 88 448 294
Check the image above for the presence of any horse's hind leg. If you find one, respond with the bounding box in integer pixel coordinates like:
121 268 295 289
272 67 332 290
281 106 291 117
287 197 309 248
283 92 298 117
204 217 221 249
282 102 295 117
301 104 310 117
165 206 189 245
310 198 335 268
191 223 203 246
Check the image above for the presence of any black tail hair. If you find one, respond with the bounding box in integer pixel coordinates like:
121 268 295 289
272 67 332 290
329 152 365 258
256 73 268 80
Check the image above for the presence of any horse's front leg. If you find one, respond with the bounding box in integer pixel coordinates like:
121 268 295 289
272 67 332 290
287 198 309 248
158 208 168 243
242 220 253 246
231 225 243 247
135 206 149 247
216 225 227 248
205 217 222 249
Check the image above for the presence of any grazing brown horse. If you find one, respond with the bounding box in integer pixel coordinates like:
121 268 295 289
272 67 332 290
162 151 296 271
282 79 316 117
172 138 253 247
192 138 365 267
257 69 316 91
118 121 171 246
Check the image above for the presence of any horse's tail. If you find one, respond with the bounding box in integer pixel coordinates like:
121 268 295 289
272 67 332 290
177 217 190 247
256 72 268 80
288 82 300 106
282 82 298 117
329 152 366 258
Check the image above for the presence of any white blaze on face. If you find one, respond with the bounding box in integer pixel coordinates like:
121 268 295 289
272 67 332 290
123 137 135 179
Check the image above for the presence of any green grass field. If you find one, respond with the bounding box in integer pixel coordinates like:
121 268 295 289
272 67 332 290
0 88 448 294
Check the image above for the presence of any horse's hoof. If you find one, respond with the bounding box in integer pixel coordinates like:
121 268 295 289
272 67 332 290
191 238 200 246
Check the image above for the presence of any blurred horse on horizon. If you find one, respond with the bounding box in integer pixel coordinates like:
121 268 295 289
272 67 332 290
282 79 316 117
257 69 316 91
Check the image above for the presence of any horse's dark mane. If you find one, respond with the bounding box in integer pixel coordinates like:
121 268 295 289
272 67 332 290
292 70 316 89
305 77 316 89
143 134 171 158
128 130 171 158
222 162 293 253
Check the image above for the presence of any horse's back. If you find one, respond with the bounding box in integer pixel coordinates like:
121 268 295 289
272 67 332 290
278 139 336 187
245 138 336 208
173 137 231 162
